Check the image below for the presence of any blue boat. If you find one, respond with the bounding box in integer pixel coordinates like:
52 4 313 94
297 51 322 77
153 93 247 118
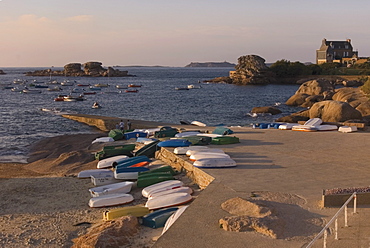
124 131 148 140
142 207 179 228
157 139 192 147
114 156 151 170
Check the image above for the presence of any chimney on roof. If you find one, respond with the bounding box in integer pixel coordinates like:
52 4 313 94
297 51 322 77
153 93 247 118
346 39 351 43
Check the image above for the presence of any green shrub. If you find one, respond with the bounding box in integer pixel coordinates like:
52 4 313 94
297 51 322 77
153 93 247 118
361 77 370 95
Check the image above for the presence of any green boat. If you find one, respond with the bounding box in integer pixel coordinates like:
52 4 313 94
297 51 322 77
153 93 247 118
134 140 161 158
212 127 234 135
142 207 179 228
181 135 212 145
137 174 174 188
154 126 178 138
139 165 177 176
95 144 136 160
211 136 240 145
108 129 124 141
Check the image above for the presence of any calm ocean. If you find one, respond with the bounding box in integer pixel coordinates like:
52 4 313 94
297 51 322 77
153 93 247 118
0 67 302 162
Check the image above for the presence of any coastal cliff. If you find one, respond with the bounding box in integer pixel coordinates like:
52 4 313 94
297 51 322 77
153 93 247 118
25 62 136 77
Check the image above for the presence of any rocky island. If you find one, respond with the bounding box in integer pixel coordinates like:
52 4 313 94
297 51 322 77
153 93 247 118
25 62 136 77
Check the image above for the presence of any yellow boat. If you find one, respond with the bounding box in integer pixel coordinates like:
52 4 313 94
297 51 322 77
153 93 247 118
103 206 150 221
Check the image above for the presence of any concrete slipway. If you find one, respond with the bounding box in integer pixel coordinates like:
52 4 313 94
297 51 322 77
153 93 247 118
152 127 370 248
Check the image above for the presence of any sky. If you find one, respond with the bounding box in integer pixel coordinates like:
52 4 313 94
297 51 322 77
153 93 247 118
0 0 370 67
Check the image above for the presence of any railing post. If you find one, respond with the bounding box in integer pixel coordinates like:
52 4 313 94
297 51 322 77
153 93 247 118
335 218 338 240
345 205 348 227
354 193 357 214
323 229 327 248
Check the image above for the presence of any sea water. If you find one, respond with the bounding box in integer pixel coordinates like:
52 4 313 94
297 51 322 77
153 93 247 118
0 67 302 162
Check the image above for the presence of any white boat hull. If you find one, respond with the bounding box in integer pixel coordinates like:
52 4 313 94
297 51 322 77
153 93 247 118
316 125 338 131
145 192 192 210
338 126 358 133
278 123 300 130
175 131 201 138
191 121 206 127
91 137 114 144
162 206 189 235
77 169 113 179
186 148 224 157
88 193 134 208
97 155 129 169
193 158 237 168
142 180 184 198
174 146 209 155
189 152 230 161
304 118 323 126
89 181 134 197
149 187 193 199
91 174 120 186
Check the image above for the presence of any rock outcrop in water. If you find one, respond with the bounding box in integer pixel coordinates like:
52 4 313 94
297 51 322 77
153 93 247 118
230 55 277 85
206 55 276 85
25 62 135 77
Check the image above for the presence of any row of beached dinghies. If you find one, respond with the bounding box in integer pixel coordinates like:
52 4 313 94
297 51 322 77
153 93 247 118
76 125 240 234
252 118 358 133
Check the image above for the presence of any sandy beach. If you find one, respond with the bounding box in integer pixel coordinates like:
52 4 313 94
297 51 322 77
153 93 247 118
0 133 170 248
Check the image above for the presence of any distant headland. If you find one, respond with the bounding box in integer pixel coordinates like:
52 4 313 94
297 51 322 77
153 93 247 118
185 61 236 67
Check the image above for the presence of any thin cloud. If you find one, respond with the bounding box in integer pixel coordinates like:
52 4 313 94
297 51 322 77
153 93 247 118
66 15 93 22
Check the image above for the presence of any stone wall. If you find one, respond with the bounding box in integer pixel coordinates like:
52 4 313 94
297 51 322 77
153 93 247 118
322 193 370 207
156 147 215 189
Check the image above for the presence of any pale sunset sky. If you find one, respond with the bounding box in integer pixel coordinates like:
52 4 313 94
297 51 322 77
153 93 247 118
0 0 369 67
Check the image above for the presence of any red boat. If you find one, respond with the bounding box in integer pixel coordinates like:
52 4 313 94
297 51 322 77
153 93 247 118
125 89 138 93
128 84 142 88
77 84 90 87
83 92 97 95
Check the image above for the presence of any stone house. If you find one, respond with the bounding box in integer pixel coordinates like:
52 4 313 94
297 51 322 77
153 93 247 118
316 38 358 65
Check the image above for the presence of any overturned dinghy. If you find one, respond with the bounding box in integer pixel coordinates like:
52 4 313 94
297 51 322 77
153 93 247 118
173 146 209 155
193 157 237 168
103 206 150 221
338 125 358 133
189 152 230 161
304 118 323 126
142 180 184 198
292 125 318 132
142 207 179 229
162 206 189 235
91 137 114 144
157 139 192 147
97 155 129 169
278 123 300 130
77 169 113 179
186 148 224 157
89 181 134 197
149 186 193 199
88 193 134 208
114 167 150 180
145 192 193 210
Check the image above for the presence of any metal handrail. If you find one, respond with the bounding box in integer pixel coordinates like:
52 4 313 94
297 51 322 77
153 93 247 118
305 192 357 248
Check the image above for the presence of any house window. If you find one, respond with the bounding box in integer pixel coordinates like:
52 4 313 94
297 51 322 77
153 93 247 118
345 45 349 49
